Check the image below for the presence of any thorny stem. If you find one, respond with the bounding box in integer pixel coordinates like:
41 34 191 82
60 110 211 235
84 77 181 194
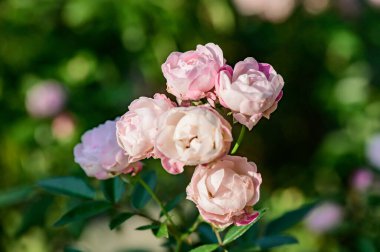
231 125 246 154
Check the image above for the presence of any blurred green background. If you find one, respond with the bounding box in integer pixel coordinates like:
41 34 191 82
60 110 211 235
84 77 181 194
1 0 380 251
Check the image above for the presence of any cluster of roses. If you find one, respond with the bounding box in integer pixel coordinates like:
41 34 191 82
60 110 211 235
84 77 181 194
74 43 284 228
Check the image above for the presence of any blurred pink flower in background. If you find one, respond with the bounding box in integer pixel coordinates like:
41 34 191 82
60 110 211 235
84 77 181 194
366 134 380 169
232 0 296 22
303 0 330 14
52 113 76 140
337 0 362 18
351 168 374 192
368 0 380 7
25 81 66 118
305 202 344 233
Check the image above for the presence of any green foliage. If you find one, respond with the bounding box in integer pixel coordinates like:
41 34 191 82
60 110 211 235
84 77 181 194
160 192 185 217
16 195 53 236
131 171 157 209
109 212 134 230
64 247 83 252
155 223 169 238
101 176 126 203
0 186 34 208
54 200 111 226
265 202 317 235
38 177 96 199
135 224 160 231
254 235 298 250
189 244 219 252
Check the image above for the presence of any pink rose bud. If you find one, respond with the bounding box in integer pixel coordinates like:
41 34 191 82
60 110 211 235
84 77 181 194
116 94 175 163
155 106 233 174
351 168 374 192
162 43 225 101
74 120 138 180
216 57 284 130
305 202 344 233
25 81 66 118
186 155 262 228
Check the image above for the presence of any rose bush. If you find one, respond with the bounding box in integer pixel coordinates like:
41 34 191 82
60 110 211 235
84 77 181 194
63 42 291 252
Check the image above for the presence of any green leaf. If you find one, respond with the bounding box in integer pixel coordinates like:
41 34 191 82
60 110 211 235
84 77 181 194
109 212 134 230
64 247 83 252
0 186 33 208
131 171 157 209
155 223 169 238
190 244 219 252
38 177 95 199
136 223 160 230
357 237 377 252
54 201 111 226
16 195 53 236
255 235 298 249
223 208 267 245
368 195 380 206
160 193 185 217
102 177 126 203
265 202 317 235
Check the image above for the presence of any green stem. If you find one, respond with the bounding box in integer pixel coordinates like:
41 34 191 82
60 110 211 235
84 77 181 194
136 176 177 229
188 215 203 234
212 226 228 251
231 125 246 154
179 215 203 245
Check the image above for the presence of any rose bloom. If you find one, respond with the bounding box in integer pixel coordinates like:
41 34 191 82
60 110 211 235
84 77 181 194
74 120 141 180
162 43 225 101
155 106 232 174
186 155 262 228
25 81 66 118
116 94 175 163
216 57 284 130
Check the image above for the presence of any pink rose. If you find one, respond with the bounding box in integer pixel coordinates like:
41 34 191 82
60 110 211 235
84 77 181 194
155 106 232 174
216 57 284 130
74 120 140 180
116 94 175 162
162 43 225 101
186 155 262 228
